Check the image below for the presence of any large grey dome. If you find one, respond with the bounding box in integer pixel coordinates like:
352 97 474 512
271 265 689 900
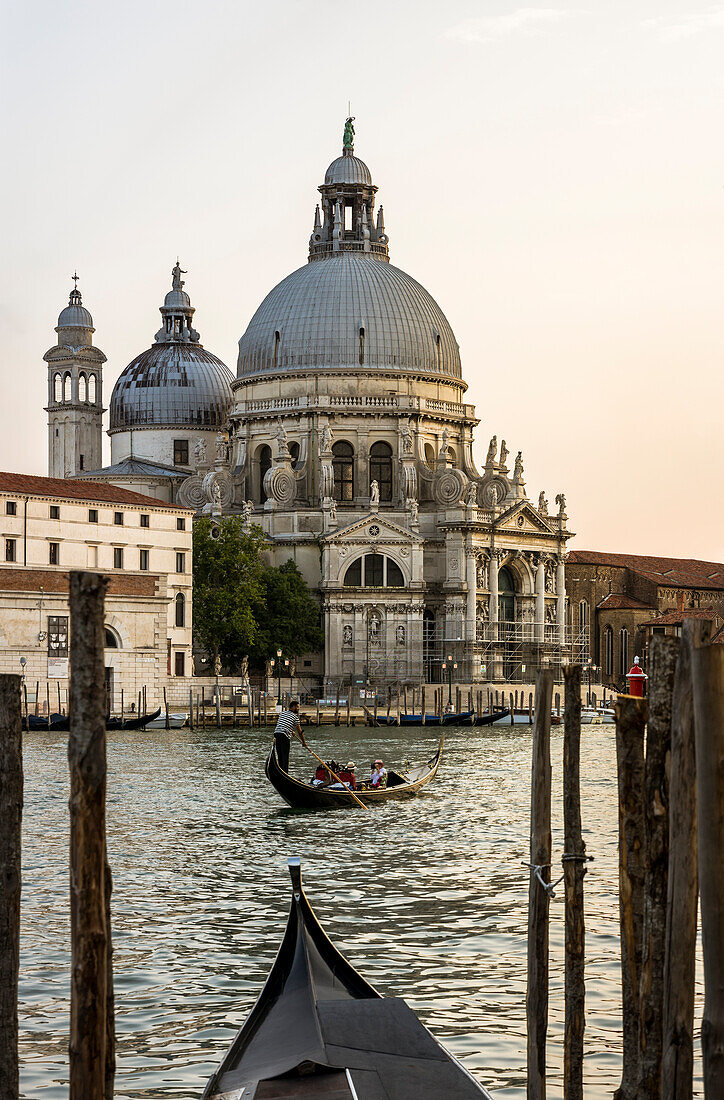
237 253 461 381
109 344 233 430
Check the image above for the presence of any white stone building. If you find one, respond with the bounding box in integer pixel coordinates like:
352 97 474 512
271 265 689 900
0 472 193 706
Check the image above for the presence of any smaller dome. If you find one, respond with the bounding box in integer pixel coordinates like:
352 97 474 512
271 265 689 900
324 154 372 186
164 288 191 309
57 287 93 330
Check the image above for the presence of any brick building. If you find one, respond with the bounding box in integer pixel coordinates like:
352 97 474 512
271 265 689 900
565 550 724 688
0 472 194 708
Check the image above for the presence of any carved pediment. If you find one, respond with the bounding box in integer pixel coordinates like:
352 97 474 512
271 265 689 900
496 501 556 535
323 512 422 547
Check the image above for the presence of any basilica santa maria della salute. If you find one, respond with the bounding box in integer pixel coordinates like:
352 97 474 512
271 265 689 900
45 121 579 686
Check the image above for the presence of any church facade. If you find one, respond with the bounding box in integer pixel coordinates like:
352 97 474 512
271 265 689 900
47 122 577 686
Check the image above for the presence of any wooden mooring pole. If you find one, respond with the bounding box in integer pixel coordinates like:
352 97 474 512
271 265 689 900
0 675 23 1100
68 571 114 1100
639 636 678 1098
614 693 647 1100
692 627 724 1097
527 667 553 1100
563 664 585 1100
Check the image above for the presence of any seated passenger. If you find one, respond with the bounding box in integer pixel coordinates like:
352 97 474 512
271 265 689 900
311 763 329 786
338 762 357 790
370 759 388 788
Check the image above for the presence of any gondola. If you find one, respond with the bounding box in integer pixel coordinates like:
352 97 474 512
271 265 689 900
202 857 493 1099
22 707 162 732
374 708 509 727
265 737 444 809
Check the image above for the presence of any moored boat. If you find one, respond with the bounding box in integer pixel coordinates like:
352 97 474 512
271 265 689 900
265 737 444 809
202 857 493 1099
22 707 163 732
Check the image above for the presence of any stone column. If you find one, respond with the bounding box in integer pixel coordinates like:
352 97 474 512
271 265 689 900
556 556 566 644
535 556 545 643
466 551 477 643
489 551 499 642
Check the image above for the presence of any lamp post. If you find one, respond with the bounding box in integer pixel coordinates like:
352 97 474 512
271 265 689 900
276 647 283 705
586 660 599 705
284 658 290 702
269 658 275 697
444 653 455 708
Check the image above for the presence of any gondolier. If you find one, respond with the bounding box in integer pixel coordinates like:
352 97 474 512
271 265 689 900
273 698 308 773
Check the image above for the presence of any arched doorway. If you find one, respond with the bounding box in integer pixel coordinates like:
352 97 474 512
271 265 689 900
498 566 515 627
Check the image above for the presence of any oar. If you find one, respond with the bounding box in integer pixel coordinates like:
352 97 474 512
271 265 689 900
296 738 369 810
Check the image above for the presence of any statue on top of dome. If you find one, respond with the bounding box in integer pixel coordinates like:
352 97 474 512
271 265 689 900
171 261 187 292
343 116 355 150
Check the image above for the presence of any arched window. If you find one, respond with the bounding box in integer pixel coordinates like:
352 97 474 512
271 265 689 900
289 441 300 470
359 326 365 366
88 374 96 403
273 330 281 370
104 627 119 649
603 626 614 676
369 441 393 502
619 628 629 676
54 373 63 403
259 445 272 503
343 554 405 588
175 592 186 628
424 443 436 469
332 441 354 503
78 373 87 403
63 373 72 402
498 566 516 624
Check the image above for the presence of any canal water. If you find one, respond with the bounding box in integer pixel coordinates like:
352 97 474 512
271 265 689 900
19 723 703 1098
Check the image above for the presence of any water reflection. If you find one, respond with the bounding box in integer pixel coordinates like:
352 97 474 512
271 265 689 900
18 725 703 1098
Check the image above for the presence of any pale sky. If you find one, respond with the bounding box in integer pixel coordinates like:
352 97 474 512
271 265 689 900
1 0 722 560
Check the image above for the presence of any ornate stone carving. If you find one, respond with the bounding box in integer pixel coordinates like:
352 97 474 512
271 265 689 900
342 625 353 647
402 462 417 502
538 491 548 515
202 469 234 509
434 467 467 506
264 466 296 505
319 458 334 501
556 493 566 516
320 424 333 454
396 625 406 646
400 424 413 455
499 439 508 468
466 481 478 507
193 437 207 467
215 431 229 463
408 499 419 524
177 473 205 510
480 475 507 507
370 480 380 505
485 436 497 465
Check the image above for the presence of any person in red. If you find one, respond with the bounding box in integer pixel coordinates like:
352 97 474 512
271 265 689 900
338 762 357 789
626 656 647 697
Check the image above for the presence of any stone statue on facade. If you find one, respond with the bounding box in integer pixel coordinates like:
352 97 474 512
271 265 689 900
486 435 497 465
499 439 508 468
400 424 414 455
343 624 353 646
466 481 478 507
240 655 249 682
546 603 556 623
194 437 207 466
343 116 355 149
368 613 381 645
396 625 406 646
215 431 228 463
408 498 419 524
242 499 254 528
477 557 489 589
440 427 450 456
329 499 337 522
171 261 186 291
370 480 380 505
538 491 548 515
276 420 288 454
320 424 333 453
556 492 566 516
514 451 524 481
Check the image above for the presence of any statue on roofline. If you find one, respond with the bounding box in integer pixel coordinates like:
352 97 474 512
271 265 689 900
343 116 355 150
171 261 186 291
486 436 497 465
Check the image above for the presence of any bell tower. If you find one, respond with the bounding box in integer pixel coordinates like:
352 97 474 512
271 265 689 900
44 276 106 478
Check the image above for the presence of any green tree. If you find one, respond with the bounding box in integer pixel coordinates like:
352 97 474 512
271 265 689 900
251 558 324 661
193 517 267 671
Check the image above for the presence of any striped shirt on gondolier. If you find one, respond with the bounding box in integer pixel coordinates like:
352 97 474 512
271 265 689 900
274 709 301 741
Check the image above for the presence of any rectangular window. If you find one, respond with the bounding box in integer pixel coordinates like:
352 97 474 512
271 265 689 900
5 538 16 562
88 508 98 523
176 517 186 531
140 514 150 528
174 439 189 466
50 505 60 519
79 454 84 470
49 542 59 565
174 652 185 677
139 549 149 571
114 511 124 526
48 615 69 657
6 501 17 516
176 552 185 573
113 547 124 569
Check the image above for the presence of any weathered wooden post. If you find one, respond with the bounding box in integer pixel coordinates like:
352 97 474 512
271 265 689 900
163 686 170 731
202 686 206 729
510 692 515 727
335 685 340 726
691 630 724 1098
68 571 114 1100
346 690 351 726
421 687 426 725
614 693 647 1100
639 636 677 1098
58 681 63 715
188 689 194 730
0 675 22 1100
527 667 553 1100
563 665 585 1100
215 682 221 729
662 622 708 1100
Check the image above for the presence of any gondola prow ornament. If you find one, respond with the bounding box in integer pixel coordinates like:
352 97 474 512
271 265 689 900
626 656 647 697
